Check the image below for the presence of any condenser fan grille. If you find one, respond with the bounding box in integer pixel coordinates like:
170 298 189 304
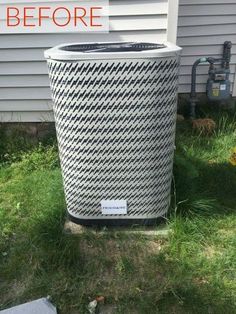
60 42 166 53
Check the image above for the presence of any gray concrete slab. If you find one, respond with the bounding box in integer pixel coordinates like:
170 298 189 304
64 220 171 238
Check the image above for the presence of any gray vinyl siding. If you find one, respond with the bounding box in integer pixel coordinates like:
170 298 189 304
0 0 169 122
1 0 236 122
177 0 236 94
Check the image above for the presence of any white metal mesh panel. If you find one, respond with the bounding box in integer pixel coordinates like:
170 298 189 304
47 57 179 221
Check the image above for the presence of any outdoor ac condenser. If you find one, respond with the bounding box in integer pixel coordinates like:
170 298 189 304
45 42 181 225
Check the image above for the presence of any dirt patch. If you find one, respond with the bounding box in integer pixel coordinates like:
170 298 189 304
203 246 223 259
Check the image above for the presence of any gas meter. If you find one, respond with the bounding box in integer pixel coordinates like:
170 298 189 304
189 41 232 117
207 67 231 101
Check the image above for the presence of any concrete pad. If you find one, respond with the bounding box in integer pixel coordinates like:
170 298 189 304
64 220 171 238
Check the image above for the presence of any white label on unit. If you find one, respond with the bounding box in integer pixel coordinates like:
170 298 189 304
220 84 226 90
101 200 127 215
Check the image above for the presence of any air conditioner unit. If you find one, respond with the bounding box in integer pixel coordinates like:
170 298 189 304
45 42 181 226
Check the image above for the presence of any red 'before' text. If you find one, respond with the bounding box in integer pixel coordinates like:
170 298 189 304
6 6 103 28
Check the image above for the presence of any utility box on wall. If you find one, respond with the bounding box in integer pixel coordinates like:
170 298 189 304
45 42 181 225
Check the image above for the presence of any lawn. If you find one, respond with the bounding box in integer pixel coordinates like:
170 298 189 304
0 113 236 313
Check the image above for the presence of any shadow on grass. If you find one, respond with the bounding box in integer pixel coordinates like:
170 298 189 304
173 146 236 216
3 195 235 314
4 221 235 314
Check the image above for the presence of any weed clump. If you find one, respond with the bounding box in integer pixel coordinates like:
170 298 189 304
11 144 59 174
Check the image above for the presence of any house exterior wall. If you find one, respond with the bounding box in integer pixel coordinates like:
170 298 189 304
177 0 236 95
0 0 235 122
0 0 170 122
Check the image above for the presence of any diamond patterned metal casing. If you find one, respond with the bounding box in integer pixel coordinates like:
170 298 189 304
46 43 181 225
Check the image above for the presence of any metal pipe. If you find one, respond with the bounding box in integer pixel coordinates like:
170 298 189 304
223 41 232 69
189 58 203 118
189 57 224 118
189 57 211 118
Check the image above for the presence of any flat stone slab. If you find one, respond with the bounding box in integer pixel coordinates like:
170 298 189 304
64 220 171 238
0 298 57 314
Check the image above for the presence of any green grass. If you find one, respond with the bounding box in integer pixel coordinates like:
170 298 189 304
0 113 236 313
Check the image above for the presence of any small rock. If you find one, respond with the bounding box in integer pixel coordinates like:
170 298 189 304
177 114 185 122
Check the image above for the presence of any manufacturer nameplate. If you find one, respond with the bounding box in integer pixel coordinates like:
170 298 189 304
101 200 127 215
